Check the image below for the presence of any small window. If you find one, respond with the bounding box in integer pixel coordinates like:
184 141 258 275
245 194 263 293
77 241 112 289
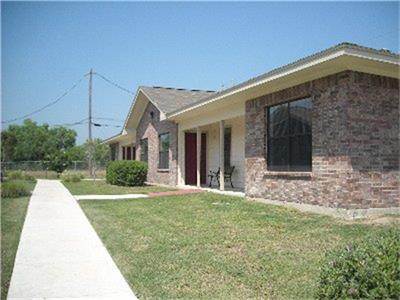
140 139 148 162
158 133 170 169
224 128 231 169
266 97 312 171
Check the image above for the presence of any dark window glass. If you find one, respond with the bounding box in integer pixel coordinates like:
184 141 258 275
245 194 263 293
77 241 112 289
122 146 126 160
224 128 231 169
159 133 169 169
140 139 148 162
126 146 132 160
266 98 312 171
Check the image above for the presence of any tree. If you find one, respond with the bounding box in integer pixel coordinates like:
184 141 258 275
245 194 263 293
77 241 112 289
85 138 110 163
47 127 76 154
1 119 77 161
66 145 86 161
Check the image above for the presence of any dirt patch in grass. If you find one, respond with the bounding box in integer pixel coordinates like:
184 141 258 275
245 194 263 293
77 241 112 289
349 215 400 225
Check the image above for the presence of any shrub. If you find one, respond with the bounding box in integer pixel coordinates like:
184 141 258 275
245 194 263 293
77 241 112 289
61 172 83 182
6 170 36 182
317 228 400 299
2 180 31 198
106 160 148 186
46 151 71 175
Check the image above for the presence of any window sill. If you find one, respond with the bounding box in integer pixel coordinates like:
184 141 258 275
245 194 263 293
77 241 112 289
157 169 170 173
264 171 312 180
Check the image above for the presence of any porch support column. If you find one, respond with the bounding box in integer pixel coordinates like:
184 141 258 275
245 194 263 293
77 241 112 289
219 120 225 191
177 126 185 186
196 127 201 187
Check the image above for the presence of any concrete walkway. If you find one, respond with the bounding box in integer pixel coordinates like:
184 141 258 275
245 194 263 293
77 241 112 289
75 194 148 200
75 189 205 201
7 180 137 299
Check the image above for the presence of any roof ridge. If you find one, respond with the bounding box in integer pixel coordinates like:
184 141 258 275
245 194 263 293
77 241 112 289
140 85 215 93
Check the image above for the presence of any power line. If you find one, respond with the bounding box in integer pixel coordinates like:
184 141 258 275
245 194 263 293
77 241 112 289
52 117 88 127
2 74 87 124
93 117 125 122
93 72 135 95
93 122 122 128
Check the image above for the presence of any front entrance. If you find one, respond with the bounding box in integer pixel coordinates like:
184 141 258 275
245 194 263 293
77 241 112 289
185 132 206 185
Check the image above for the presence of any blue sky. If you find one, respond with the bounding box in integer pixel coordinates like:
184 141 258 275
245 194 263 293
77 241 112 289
2 1 399 144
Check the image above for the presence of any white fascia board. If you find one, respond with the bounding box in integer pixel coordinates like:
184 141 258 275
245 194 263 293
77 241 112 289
344 47 400 65
122 89 141 131
167 50 346 119
167 48 399 120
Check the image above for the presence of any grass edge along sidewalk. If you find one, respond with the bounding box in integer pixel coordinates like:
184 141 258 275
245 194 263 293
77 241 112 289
1 180 36 300
79 192 396 299
63 180 176 195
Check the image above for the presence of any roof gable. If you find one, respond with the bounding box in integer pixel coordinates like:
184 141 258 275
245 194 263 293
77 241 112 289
139 86 215 114
122 86 215 131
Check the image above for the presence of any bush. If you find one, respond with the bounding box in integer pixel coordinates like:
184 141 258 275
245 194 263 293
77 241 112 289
46 151 71 175
2 181 31 198
317 228 400 299
106 160 148 186
6 170 36 182
61 172 84 182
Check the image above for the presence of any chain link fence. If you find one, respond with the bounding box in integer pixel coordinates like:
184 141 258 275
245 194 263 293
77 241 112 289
1 160 108 171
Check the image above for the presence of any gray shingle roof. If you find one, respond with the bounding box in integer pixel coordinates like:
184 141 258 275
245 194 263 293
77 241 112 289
139 86 215 114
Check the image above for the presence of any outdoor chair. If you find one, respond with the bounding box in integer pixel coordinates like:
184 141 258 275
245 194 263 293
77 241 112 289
208 166 235 188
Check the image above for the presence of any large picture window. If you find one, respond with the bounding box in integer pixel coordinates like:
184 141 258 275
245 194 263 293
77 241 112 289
158 133 170 169
266 97 312 171
140 138 148 162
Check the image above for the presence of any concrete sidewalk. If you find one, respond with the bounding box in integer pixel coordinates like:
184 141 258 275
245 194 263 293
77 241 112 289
7 180 137 299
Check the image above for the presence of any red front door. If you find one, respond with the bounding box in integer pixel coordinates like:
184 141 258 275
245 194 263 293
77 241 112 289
185 133 206 185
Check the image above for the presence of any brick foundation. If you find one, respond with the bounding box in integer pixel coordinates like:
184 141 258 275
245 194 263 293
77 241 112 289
245 71 399 209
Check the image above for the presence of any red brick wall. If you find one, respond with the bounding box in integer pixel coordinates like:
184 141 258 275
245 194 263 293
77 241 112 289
245 71 399 209
136 102 178 186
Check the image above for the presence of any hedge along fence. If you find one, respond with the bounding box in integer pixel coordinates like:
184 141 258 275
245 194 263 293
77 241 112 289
106 160 148 186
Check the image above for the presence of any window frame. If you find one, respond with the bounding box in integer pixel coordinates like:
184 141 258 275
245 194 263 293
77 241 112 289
140 138 148 162
266 97 312 172
158 133 170 170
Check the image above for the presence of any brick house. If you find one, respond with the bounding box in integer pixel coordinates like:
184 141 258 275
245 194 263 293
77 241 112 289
104 43 399 217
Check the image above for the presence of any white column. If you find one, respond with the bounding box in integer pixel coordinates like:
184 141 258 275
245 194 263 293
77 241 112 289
177 126 185 186
196 127 201 187
118 144 123 160
219 120 225 191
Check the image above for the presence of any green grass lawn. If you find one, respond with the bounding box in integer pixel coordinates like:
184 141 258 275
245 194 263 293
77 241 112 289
1 180 36 300
79 192 396 299
62 180 176 195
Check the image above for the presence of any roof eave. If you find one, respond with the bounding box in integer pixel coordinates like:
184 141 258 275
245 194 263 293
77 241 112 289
166 45 399 119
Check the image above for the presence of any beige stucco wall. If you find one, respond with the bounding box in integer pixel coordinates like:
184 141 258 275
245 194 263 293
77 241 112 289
176 101 246 188
195 116 245 189
117 140 135 160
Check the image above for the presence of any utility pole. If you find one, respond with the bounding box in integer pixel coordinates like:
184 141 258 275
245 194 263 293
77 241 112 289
88 68 93 176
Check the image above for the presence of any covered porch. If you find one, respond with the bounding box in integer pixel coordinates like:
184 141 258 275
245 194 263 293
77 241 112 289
175 101 245 192
102 130 136 161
